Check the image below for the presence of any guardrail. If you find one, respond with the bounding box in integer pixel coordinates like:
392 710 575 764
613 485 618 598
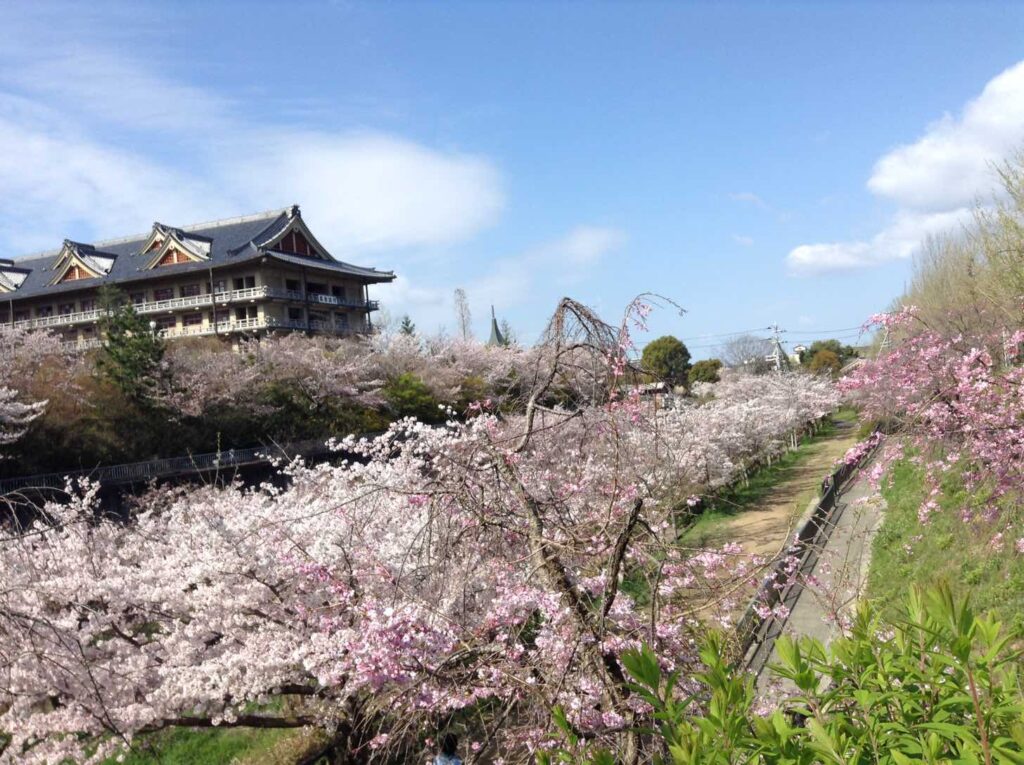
0 438 338 496
736 430 883 676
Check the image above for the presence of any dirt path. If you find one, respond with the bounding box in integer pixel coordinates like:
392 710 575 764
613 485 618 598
705 425 860 558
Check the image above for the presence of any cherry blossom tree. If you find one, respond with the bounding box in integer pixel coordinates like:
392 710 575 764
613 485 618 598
0 300 839 764
0 328 63 454
0 388 45 451
841 307 1024 520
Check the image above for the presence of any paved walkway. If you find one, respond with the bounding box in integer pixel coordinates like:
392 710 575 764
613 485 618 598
753 454 887 689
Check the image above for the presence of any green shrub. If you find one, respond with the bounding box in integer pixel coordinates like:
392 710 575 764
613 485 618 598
383 373 444 423
542 583 1024 764
688 359 722 385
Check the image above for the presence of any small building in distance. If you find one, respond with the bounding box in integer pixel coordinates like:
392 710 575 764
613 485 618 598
0 205 395 349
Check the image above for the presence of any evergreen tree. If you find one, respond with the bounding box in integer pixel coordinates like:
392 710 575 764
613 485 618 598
97 287 166 404
399 315 417 336
499 318 518 347
641 335 692 387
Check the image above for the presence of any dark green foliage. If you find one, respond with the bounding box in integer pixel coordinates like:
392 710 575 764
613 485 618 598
455 375 488 415
808 348 841 375
543 584 1024 764
799 339 857 367
383 373 444 423
399 315 417 335
97 288 166 405
688 359 722 385
641 336 692 387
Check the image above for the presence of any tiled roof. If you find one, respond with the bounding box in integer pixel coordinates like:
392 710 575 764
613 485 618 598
4 207 395 301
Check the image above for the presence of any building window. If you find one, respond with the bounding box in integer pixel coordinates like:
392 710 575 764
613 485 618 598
307 282 327 295
213 309 229 323
153 287 174 301
130 292 146 305
14 310 29 322
37 306 54 318
232 276 256 290
287 307 303 321
234 306 258 321
335 312 350 328
58 303 75 316
155 316 177 331
183 312 203 327
285 278 301 293
211 279 227 294
82 326 96 337
180 283 201 298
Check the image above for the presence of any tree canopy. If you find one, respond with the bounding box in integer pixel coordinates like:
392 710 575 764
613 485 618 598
97 288 166 405
800 339 857 367
640 335 691 386
688 358 722 385
808 348 841 375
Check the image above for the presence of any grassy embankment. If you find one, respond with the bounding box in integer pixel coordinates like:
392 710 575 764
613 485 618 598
866 455 1024 631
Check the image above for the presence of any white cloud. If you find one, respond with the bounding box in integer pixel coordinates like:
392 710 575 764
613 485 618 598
788 208 973 274
0 115 223 253
730 191 769 209
788 61 1024 275
359 224 627 337
461 225 626 321
1 49 234 135
0 37 504 257
732 234 754 246
539 225 627 265
868 62 1024 211
235 131 504 253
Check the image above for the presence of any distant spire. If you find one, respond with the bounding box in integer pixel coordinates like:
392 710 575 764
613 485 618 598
488 305 507 347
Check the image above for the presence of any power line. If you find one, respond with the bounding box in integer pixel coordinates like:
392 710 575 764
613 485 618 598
677 327 772 342
785 326 866 336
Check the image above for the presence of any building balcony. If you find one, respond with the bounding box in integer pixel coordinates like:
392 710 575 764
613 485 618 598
60 315 368 351
13 287 380 332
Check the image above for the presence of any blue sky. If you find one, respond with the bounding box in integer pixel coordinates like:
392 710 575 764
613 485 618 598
2 2 1023 355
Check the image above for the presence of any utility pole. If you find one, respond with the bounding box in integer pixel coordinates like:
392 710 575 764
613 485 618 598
767 323 788 373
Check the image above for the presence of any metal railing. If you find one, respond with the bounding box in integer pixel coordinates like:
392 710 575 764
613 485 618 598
736 430 884 676
12 287 379 331
59 316 369 350
0 438 338 495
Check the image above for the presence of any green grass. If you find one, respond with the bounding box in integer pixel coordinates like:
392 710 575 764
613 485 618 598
619 408 859 605
867 456 1024 632
680 407 858 546
103 727 288 765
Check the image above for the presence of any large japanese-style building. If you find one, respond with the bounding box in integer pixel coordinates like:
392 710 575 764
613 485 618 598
0 205 395 349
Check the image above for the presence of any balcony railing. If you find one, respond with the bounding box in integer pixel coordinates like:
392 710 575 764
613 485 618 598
59 315 368 351
14 286 380 332
265 287 378 310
